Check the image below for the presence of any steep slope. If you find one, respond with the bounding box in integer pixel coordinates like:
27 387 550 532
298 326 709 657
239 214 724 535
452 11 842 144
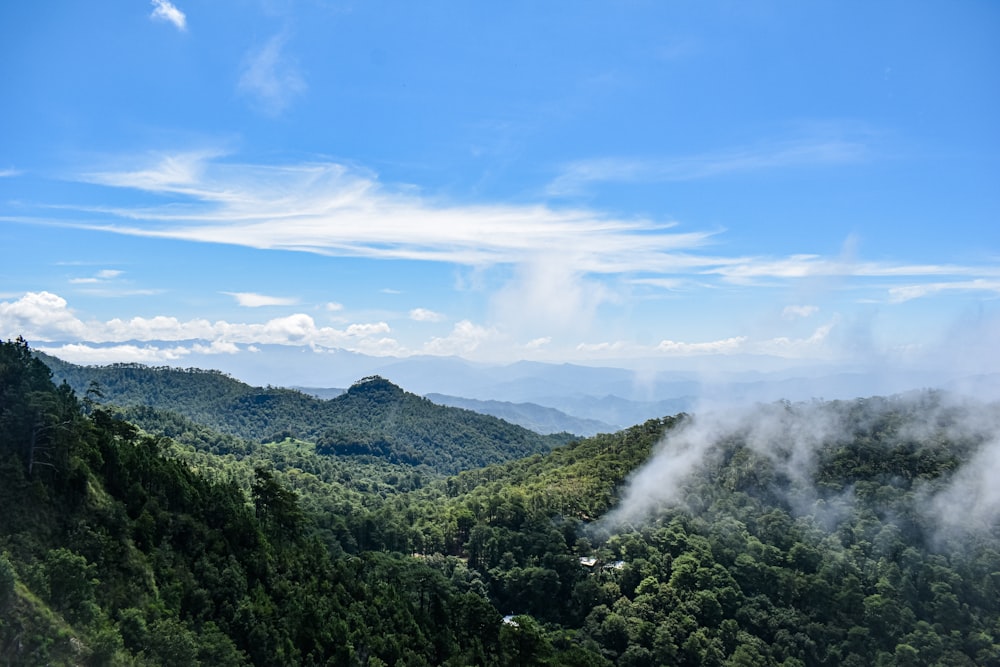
355 394 1000 665
3 339 601 666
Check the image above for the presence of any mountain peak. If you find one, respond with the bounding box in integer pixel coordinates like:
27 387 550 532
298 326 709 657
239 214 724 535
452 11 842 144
346 375 404 397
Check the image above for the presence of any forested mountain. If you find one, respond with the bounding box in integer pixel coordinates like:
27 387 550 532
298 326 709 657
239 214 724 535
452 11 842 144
1 339 520 665
39 353 568 475
4 339 1000 666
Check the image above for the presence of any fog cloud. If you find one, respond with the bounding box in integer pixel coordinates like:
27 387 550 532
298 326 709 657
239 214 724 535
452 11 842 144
601 393 1000 545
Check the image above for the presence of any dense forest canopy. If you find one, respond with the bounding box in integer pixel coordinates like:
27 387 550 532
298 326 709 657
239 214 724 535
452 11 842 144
40 353 571 475
3 338 1000 666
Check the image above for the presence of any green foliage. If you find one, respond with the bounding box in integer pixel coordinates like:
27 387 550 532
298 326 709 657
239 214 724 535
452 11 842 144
44 358 565 474
4 340 1000 666
0 552 15 605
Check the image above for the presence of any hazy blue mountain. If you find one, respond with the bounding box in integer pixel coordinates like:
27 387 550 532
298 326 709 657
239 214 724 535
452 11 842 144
292 386 347 400
35 344 997 428
424 393 616 436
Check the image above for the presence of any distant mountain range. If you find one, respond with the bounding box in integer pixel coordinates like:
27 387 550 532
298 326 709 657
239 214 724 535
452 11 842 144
34 343 1000 431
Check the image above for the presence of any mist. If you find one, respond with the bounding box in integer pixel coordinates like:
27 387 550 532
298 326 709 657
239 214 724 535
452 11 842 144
599 390 1000 546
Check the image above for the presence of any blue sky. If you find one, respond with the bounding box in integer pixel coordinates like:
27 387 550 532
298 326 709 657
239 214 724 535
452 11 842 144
1 1 998 380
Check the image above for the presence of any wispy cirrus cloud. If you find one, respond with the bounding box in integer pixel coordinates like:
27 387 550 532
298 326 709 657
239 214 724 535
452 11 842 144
20 150 999 317
69 269 124 284
224 292 299 307
150 0 186 31
888 279 1000 303
238 33 306 115
72 151 720 275
706 254 991 283
547 138 868 195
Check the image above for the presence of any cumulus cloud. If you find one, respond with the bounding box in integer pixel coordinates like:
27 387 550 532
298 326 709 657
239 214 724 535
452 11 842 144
0 291 88 340
40 344 189 364
224 292 299 307
150 0 186 31
0 292 392 354
238 33 306 115
409 308 445 322
424 320 497 356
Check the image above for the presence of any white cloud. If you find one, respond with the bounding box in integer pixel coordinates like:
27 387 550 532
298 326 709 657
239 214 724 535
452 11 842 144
547 138 868 195
224 292 299 307
21 150 996 356
325 302 344 312
37 343 191 365
0 292 394 354
424 320 497 356
490 256 618 340
525 337 551 350
409 308 445 322
753 320 837 358
656 336 747 356
72 153 718 275
0 168 21 178
0 291 88 340
69 269 124 285
630 277 688 290
652 321 837 360
888 279 1000 303
238 33 306 115
344 322 391 337
68 151 999 295
192 340 240 355
782 304 819 320
150 0 186 31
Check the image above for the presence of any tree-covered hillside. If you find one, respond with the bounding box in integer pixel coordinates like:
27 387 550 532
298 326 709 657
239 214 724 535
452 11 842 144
1 339 588 665
40 353 569 475
4 339 1000 666
369 395 1000 666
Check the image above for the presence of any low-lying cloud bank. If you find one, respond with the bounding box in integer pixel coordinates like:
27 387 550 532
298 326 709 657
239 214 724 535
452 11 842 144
601 392 1000 544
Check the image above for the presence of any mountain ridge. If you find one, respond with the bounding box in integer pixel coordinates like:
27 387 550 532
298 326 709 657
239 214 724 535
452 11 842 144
37 353 569 475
